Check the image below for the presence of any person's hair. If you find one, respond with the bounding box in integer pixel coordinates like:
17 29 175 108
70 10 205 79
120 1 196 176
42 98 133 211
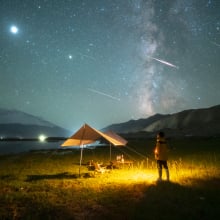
158 131 165 138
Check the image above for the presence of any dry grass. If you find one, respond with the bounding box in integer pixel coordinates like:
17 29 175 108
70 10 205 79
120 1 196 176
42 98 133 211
0 138 220 219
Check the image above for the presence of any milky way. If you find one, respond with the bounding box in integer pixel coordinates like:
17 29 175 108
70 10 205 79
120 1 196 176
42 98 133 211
0 0 220 130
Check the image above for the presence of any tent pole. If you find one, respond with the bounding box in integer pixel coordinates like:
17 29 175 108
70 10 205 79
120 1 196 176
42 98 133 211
79 145 83 177
78 124 86 177
110 143 112 161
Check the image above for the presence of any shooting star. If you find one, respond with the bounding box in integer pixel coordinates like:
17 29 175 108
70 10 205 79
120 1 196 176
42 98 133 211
88 88 120 101
150 57 179 69
79 52 96 61
68 53 96 61
211 41 220 47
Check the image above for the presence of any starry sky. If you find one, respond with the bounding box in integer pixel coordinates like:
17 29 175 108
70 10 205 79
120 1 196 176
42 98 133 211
1 0 220 131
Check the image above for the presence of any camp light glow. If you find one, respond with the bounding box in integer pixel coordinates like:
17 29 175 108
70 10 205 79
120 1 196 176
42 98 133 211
106 170 156 184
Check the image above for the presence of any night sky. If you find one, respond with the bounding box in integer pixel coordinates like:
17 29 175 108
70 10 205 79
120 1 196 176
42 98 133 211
1 0 220 131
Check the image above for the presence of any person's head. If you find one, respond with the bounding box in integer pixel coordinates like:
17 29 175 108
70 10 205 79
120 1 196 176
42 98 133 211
157 131 165 138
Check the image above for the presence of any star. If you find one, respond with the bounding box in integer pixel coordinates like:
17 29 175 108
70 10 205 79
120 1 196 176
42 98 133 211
10 25 18 34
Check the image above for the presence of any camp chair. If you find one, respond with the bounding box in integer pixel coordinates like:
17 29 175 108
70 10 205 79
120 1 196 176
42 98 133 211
94 162 106 174
87 161 107 174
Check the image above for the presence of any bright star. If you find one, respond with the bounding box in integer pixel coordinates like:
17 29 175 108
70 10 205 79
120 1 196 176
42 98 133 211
10 25 18 34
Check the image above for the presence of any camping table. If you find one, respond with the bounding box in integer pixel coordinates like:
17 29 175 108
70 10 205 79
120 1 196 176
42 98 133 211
116 160 133 169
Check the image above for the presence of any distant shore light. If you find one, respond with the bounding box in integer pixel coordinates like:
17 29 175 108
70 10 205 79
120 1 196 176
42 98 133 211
39 134 47 142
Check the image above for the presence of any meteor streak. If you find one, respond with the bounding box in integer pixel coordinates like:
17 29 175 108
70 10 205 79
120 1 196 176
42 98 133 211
79 52 96 61
211 41 220 47
88 88 120 101
150 57 179 69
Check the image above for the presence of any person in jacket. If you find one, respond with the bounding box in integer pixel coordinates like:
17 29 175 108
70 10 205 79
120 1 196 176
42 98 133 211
154 131 169 181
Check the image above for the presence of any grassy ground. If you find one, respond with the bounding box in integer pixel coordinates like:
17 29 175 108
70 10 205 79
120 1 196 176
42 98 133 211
0 138 219 220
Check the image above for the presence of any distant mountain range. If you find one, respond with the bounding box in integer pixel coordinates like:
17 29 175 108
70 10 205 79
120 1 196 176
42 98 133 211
103 105 220 138
0 104 219 143
0 105 219 154
0 109 71 138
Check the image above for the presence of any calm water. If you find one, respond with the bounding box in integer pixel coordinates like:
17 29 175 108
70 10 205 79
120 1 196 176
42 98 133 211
0 141 63 155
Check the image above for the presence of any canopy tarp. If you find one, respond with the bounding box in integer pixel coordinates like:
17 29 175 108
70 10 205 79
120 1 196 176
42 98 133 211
61 123 127 147
103 130 127 146
61 123 127 176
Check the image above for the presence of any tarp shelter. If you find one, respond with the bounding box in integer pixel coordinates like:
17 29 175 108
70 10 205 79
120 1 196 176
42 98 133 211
103 130 127 160
61 123 127 176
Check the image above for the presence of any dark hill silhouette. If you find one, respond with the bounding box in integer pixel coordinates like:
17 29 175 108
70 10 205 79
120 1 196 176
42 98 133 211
103 105 220 138
0 108 71 138
103 114 168 133
0 123 70 138
0 109 71 154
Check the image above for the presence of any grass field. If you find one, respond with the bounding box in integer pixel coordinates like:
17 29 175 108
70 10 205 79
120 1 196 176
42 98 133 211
0 138 219 220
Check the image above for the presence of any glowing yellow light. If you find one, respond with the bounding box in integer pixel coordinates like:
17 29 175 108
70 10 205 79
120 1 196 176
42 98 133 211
39 134 47 142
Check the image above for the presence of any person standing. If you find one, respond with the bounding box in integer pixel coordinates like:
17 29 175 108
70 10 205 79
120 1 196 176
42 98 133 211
154 131 169 181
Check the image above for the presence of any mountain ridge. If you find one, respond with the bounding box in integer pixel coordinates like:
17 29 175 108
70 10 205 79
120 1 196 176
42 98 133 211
0 108 71 138
0 108 56 127
0 105 220 139
0 105 219 154
103 105 220 137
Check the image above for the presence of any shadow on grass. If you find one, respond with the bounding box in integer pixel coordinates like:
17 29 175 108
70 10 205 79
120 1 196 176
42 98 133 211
0 174 17 180
131 177 220 220
26 172 93 181
1 198 77 220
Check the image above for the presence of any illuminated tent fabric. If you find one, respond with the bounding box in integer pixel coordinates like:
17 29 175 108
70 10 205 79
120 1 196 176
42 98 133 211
61 123 127 176
61 124 100 147
61 123 127 147
103 130 127 146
